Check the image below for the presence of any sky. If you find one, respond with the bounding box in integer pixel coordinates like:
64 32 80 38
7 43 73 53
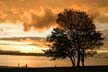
0 0 108 53
0 0 108 37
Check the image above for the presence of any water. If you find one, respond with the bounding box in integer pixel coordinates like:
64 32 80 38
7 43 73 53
0 55 71 67
0 55 108 67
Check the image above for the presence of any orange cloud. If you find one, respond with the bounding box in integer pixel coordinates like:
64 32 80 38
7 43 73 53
0 0 108 31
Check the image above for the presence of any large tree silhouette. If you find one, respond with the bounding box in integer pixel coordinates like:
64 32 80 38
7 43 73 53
44 9 104 67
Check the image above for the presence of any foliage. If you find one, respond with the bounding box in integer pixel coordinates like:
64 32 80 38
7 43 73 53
44 9 104 67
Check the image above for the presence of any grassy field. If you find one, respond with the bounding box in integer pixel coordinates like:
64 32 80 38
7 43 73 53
0 66 108 72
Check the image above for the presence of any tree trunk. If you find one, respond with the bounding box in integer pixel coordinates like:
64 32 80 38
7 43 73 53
77 50 81 67
81 49 85 66
70 56 75 67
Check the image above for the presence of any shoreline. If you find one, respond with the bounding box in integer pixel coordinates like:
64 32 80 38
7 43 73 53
0 66 108 72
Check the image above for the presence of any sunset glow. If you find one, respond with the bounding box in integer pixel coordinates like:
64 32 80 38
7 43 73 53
0 0 108 69
0 40 49 53
0 0 108 53
0 22 53 38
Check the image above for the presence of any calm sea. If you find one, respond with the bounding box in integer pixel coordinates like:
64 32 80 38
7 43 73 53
0 55 108 67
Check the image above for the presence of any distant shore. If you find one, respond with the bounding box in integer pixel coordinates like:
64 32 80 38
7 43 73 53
0 66 108 72
0 50 44 56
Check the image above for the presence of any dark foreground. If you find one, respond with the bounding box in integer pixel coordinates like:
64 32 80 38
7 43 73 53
0 66 108 72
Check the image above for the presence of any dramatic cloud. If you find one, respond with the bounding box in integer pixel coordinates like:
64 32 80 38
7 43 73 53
23 9 56 31
0 0 108 31
0 0 108 48
0 0 108 28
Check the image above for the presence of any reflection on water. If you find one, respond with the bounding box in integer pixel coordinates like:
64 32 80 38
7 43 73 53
0 55 71 67
0 55 108 67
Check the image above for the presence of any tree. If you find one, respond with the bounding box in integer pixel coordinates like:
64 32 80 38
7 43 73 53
44 28 76 67
44 9 104 67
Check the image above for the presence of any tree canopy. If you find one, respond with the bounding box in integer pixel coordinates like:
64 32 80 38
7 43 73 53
44 9 104 67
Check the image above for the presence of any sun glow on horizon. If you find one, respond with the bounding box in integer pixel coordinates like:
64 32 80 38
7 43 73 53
0 22 50 53
0 40 49 53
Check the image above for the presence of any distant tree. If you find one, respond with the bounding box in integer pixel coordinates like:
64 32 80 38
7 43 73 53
44 9 104 67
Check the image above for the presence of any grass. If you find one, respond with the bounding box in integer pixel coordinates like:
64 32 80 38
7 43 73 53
0 66 108 72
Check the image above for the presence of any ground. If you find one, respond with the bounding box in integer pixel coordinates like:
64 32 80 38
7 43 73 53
0 66 108 72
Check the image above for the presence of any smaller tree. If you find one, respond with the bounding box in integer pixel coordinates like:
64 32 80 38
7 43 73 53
43 28 76 67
